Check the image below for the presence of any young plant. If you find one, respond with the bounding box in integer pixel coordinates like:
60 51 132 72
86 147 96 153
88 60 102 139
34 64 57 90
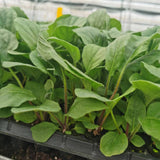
0 7 160 158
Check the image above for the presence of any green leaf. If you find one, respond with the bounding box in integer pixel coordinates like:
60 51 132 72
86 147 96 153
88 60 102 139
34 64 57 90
44 79 54 91
74 123 86 134
141 118 160 141
105 33 158 77
100 131 128 157
0 8 17 32
147 102 160 119
82 44 106 73
48 14 86 36
53 26 78 42
128 33 160 62
82 121 99 130
29 50 50 75
109 18 121 31
75 88 110 102
0 69 12 84
14 112 36 123
31 122 58 142
130 135 145 147
14 18 40 50
11 99 61 113
8 50 28 56
11 7 28 19
103 115 124 130
141 62 160 81
141 26 160 36
67 98 108 119
48 37 80 64
25 81 46 102
37 35 103 88
152 137 160 150
0 108 12 118
87 9 110 30
125 93 146 129
2 61 37 69
105 34 133 76
0 84 36 109
50 110 64 124
104 28 122 39
109 86 135 110
0 29 18 63
132 80 160 105
76 117 99 130
73 26 108 46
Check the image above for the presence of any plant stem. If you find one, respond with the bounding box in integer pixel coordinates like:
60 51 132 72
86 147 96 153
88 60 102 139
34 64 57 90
61 69 68 114
129 124 141 141
34 112 41 121
49 113 64 129
95 66 127 134
97 110 105 124
28 101 42 122
104 74 111 97
111 110 121 134
97 74 111 124
94 111 110 135
61 68 68 131
9 68 23 89
39 111 45 121
125 123 130 137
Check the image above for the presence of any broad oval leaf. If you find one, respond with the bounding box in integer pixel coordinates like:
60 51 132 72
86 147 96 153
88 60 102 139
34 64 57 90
141 62 160 81
147 102 160 119
0 29 18 63
74 123 86 134
48 14 86 36
105 34 132 76
29 50 49 75
0 8 17 32
25 81 46 102
130 135 145 147
67 98 108 119
132 80 160 105
73 26 108 46
53 26 77 42
11 7 28 19
100 132 128 157
82 44 106 73
125 93 146 128
11 99 61 113
109 18 121 31
31 122 58 142
0 84 36 109
87 9 110 30
14 18 40 50
0 108 12 118
103 115 124 131
75 88 110 102
14 112 36 123
141 118 160 141
48 37 80 65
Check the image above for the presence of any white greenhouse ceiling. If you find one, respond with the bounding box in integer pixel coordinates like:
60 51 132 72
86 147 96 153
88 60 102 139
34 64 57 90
1 0 160 31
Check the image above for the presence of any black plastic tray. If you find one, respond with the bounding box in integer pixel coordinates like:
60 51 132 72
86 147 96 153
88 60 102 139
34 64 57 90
0 119 159 160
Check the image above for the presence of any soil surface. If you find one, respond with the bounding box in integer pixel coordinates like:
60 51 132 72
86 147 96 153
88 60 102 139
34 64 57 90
0 134 89 160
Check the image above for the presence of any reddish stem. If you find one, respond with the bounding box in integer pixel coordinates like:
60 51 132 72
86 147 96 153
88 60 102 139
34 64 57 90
125 123 130 137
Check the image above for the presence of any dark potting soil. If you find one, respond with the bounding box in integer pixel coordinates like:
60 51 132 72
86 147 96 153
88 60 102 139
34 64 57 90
0 134 89 160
